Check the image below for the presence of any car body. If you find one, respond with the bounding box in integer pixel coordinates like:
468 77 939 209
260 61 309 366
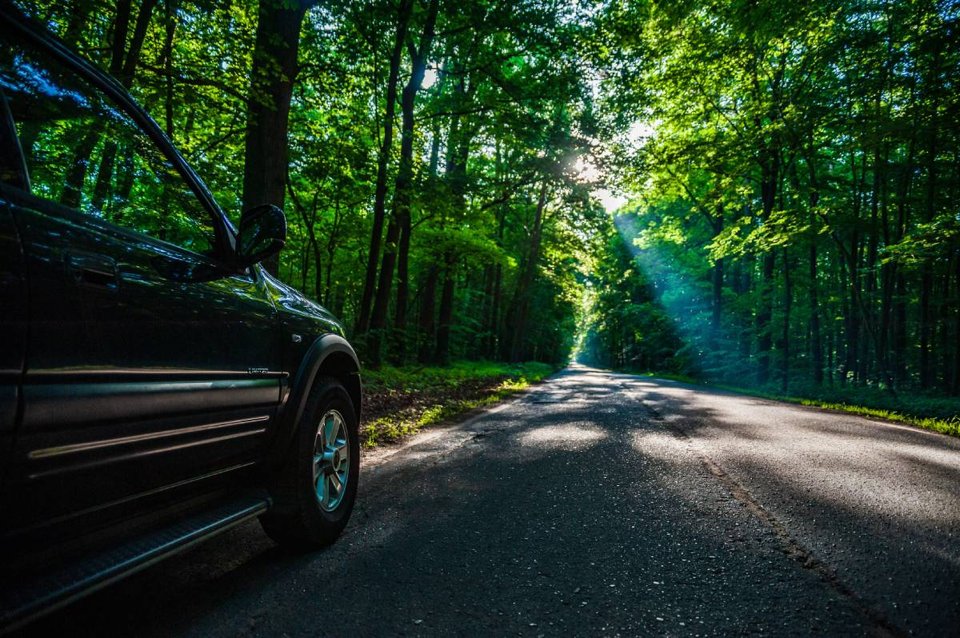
0 4 362 631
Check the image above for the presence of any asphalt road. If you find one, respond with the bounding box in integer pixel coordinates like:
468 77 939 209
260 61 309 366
24 366 960 636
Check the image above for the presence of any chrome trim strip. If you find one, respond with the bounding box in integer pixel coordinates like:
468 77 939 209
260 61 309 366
28 429 267 479
29 369 288 378
29 415 271 460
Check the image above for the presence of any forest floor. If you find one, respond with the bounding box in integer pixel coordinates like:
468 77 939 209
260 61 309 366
359 361 556 447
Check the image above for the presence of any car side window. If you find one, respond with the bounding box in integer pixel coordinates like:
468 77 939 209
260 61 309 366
0 43 215 255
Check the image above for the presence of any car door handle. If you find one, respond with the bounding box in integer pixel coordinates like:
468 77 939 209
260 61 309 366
66 252 118 290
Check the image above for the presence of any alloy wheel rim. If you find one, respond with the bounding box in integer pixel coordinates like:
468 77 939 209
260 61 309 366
313 409 350 512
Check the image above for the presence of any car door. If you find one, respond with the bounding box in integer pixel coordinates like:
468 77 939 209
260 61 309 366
0 201 24 453
0 24 283 544
0 91 28 481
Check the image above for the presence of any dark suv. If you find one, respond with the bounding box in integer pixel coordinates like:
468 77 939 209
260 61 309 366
0 5 361 631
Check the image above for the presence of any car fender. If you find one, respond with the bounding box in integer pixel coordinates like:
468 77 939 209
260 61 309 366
266 333 361 472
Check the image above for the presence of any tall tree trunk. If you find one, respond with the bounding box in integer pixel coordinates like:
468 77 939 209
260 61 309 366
386 0 440 365
477 265 494 357
285 171 322 302
842 152 865 384
752 60 782 386
756 254 775 384
392 212 412 361
313 236 323 303
919 260 934 391
781 248 793 392
368 214 399 367
435 257 455 365
862 145 885 383
919 45 942 389
487 205 507 359
508 182 548 362
300 247 309 293
733 256 752 359
61 0 154 209
879 161 893 387
954 254 960 395
109 0 132 78
807 173 823 385
756 159 779 385
827 322 835 386
418 267 438 364
711 205 723 339
892 136 915 385
489 263 503 359
938 271 950 391
242 0 312 275
428 59 473 362
484 142 508 359
919 171 938 388
118 0 158 87
356 0 414 335
162 0 178 138
893 271 908 383
321 197 342 304
809 239 822 385
415 117 443 364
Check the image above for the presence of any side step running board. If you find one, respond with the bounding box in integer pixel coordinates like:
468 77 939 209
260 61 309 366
1 495 270 634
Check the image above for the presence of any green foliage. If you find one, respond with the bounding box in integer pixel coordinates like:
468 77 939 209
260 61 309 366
576 215 686 373
14 0 607 369
364 360 554 394
14 0 959 415
586 0 960 402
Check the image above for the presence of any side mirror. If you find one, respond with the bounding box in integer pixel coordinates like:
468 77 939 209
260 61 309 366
236 204 286 268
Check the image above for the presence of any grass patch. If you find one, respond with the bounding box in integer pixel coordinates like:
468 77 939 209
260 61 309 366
639 371 960 438
790 400 960 437
360 361 555 447
732 385 960 437
636 371 701 384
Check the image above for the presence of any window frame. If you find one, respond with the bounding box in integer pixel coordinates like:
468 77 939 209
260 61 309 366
0 12 238 265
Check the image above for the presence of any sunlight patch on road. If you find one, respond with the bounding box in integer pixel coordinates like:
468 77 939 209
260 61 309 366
629 386 960 528
520 423 606 450
630 430 688 464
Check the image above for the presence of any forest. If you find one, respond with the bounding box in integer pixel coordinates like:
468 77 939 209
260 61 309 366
582 0 960 405
10 0 960 408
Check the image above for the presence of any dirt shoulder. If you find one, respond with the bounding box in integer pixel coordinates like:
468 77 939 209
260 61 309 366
359 361 556 447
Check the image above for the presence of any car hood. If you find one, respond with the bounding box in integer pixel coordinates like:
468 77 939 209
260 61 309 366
259 268 345 338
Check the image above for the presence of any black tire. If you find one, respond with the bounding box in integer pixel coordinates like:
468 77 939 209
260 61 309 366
260 376 359 549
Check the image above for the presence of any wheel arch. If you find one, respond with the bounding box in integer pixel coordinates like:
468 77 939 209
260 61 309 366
267 333 361 472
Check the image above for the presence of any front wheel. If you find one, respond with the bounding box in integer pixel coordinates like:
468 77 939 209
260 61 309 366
261 377 359 548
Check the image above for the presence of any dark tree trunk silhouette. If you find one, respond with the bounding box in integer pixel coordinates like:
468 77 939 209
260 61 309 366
507 182 548 362
242 0 315 275
369 0 440 366
356 0 414 336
